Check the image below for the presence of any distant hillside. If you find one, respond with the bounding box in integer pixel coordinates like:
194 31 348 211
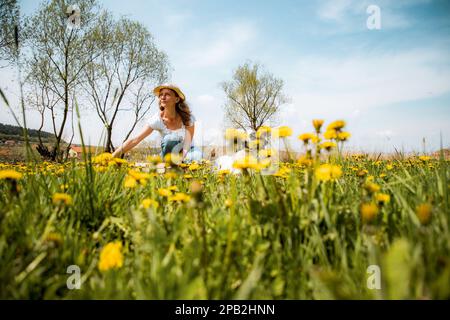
0 123 56 143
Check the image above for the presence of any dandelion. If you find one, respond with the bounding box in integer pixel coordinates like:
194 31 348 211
416 203 432 225
147 155 162 163
274 126 292 138
312 119 324 133
315 164 342 181
190 180 203 194
324 130 337 140
297 156 313 167
141 198 159 209
375 193 390 205
337 131 351 141
158 188 172 197
124 176 137 188
364 182 381 194
98 241 124 272
327 120 346 131
319 141 337 152
164 172 178 179
44 232 63 246
0 169 22 180
233 156 261 170
168 192 191 203
224 199 233 208
92 153 113 166
128 170 150 184
52 193 73 206
360 202 379 223
298 133 317 144
188 163 200 171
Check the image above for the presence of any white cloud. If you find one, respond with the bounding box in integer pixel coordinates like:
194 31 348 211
285 49 450 115
164 12 192 29
185 22 257 68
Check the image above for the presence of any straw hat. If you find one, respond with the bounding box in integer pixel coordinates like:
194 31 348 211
153 83 186 101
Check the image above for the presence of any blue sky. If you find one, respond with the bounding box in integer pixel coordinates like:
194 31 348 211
1 0 450 153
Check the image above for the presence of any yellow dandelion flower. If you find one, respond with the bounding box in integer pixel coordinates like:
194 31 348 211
224 199 233 208
375 193 390 205
128 170 150 183
315 164 342 181
0 169 23 180
158 188 172 197
364 182 381 194
233 156 260 170
274 126 293 138
141 198 159 209
327 120 346 131
324 130 338 140
124 176 137 188
319 141 337 151
218 169 231 175
312 119 324 132
164 172 178 179
188 163 200 171
297 156 313 167
52 193 73 206
147 155 162 163
416 203 432 225
360 202 379 224
98 241 124 272
298 133 317 144
92 153 113 165
337 131 351 141
168 192 191 203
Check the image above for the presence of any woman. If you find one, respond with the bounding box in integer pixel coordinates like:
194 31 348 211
112 84 202 163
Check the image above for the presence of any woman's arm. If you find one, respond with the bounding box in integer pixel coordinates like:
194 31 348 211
112 125 153 158
182 124 195 158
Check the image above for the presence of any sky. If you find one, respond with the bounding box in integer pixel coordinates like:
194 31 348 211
1 0 450 153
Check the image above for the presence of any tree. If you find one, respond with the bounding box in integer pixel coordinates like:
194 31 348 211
82 13 169 152
221 61 288 133
0 0 20 66
24 0 101 161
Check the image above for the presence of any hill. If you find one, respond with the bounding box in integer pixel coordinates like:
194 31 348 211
0 122 56 144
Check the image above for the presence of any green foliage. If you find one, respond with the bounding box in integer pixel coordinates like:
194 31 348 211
0 155 449 299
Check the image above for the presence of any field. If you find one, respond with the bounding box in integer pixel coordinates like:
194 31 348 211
0 121 449 300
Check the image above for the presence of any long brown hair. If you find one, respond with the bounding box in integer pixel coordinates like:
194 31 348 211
175 100 192 126
167 89 192 126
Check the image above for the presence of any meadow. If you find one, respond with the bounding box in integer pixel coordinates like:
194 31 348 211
0 120 449 299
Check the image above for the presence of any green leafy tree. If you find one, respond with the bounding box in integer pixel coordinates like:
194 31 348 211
221 61 288 133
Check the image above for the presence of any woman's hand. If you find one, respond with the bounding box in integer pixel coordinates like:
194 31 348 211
112 125 153 158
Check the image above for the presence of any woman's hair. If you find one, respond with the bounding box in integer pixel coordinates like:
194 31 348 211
176 100 192 126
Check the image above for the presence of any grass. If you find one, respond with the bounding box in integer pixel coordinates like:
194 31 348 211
0 144 449 299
